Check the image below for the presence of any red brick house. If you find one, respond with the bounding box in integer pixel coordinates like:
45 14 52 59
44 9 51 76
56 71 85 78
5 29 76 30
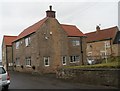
85 26 120 63
2 6 87 73
2 35 17 70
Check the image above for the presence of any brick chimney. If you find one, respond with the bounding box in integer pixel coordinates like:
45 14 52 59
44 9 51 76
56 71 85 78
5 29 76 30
96 25 100 32
46 6 56 18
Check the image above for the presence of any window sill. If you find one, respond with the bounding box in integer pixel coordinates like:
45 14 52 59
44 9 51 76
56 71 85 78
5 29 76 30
70 62 77 63
26 65 31 68
16 65 20 67
44 65 49 67
63 64 66 65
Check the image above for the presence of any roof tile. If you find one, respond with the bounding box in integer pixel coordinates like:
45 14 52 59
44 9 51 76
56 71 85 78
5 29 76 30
3 35 17 46
85 26 119 42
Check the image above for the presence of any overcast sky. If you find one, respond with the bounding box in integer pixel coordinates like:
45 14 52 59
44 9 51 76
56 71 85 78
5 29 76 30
0 0 119 61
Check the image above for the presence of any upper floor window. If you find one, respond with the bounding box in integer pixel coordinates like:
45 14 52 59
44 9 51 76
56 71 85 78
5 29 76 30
44 57 49 67
105 42 110 48
25 37 31 47
70 55 80 63
16 41 20 49
72 40 80 46
25 57 31 66
62 56 66 65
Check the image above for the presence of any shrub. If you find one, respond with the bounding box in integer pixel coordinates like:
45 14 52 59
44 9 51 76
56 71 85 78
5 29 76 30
32 65 36 70
21 65 23 69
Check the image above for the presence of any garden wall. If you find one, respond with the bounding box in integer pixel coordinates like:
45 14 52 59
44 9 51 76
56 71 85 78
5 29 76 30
56 68 119 88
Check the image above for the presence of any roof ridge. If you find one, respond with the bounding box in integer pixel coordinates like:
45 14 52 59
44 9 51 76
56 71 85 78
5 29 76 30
85 26 118 34
18 17 48 36
101 26 118 31
14 17 48 41
61 24 76 26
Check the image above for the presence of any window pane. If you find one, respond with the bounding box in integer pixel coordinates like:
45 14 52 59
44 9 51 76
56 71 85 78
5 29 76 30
25 38 29 46
16 42 19 49
76 41 80 45
44 57 49 66
62 56 66 65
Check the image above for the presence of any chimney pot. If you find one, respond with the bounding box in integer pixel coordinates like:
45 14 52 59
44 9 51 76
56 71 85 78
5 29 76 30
50 6 52 11
46 5 56 18
96 25 100 31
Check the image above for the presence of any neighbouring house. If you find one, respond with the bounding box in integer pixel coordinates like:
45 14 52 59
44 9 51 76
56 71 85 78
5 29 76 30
2 35 17 70
85 26 120 64
2 6 87 73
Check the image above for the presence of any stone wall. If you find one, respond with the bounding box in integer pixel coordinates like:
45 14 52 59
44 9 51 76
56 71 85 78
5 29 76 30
56 68 119 88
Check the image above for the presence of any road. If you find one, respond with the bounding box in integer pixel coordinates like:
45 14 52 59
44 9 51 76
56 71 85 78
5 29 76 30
8 71 116 90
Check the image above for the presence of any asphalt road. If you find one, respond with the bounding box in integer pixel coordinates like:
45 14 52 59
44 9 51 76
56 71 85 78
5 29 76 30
8 71 117 90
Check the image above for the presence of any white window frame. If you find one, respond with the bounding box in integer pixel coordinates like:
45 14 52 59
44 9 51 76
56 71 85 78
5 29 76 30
62 56 66 65
105 42 110 48
100 51 106 58
44 57 49 67
72 40 80 46
16 41 20 49
25 57 31 66
70 56 80 63
25 37 31 47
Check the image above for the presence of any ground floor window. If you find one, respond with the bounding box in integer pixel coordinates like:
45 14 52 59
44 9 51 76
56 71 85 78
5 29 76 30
70 55 80 63
25 57 31 66
100 51 106 59
16 57 20 66
62 56 66 65
44 57 49 67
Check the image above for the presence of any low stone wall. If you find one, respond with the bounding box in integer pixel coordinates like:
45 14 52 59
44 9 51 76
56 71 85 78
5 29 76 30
56 68 119 88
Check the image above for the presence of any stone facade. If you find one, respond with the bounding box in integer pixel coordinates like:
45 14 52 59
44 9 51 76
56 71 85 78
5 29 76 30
56 68 119 88
2 45 12 71
12 7 86 73
2 36 17 71
87 40 117 58
86 26 120 63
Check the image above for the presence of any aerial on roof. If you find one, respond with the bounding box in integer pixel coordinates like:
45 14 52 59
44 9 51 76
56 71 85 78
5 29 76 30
3 35 17 46
85 26 119 43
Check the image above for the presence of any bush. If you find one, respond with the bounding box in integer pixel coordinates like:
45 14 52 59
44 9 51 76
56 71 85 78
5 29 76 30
21 65 23 69
32 65 36 70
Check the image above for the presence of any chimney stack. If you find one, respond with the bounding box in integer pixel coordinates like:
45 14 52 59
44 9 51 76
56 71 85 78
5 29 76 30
96 25 100 32
46 5 56 18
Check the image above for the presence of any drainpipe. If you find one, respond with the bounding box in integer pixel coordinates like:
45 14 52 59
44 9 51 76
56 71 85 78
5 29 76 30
80 37 84 65
12 43 14 71
6 45 8 71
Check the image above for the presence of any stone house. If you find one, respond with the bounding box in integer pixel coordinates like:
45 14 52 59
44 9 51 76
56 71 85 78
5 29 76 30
2 35 17 70
11 6 87 73
85 26 120 63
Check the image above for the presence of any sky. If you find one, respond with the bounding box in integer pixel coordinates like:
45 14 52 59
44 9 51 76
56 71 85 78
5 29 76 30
0 0 119 61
